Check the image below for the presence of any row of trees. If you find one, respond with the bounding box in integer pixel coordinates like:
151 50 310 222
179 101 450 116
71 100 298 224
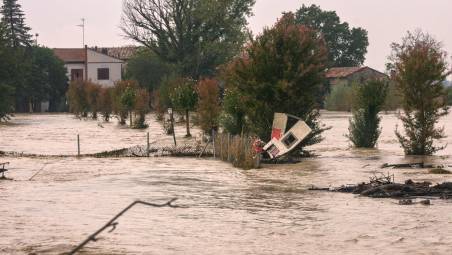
122 1 450 157
66 81 150 129
0 0 67 122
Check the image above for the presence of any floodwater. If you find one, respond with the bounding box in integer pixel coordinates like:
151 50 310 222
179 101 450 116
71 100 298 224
1 112 452 255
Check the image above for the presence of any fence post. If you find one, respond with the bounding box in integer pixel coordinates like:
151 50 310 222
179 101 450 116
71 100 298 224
212 129 216 159
77 134 80 157
146 132 150 157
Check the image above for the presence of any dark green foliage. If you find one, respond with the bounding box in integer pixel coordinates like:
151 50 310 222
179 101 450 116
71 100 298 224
347 80 388 148
1 0 32 47
220 87 249 135
390 31 450 155
169 78 197 137
295 4 369 67
132 88 150 129
121 0 254 79
125 48 174 91
222 13 329 150
0 83 14 121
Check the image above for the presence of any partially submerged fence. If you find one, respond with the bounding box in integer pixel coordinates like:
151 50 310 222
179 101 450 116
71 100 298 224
212 132 260 170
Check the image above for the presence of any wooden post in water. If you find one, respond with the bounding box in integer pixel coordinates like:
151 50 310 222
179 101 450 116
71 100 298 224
169 109 177 147
77 134 80 157
212 129 216 159
146 132 150 157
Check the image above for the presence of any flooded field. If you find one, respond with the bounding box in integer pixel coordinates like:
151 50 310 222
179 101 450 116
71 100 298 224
1 112 452 254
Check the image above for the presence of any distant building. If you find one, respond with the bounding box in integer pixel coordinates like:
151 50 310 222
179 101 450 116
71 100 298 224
53 46 124 87
326 66 388 86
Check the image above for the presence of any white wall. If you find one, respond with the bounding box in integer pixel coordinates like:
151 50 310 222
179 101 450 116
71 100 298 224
87 49 123 87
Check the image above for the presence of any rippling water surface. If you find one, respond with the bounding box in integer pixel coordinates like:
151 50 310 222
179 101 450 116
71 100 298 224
1 112 452 254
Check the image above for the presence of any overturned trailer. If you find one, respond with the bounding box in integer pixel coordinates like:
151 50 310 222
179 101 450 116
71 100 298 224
263 113 312 159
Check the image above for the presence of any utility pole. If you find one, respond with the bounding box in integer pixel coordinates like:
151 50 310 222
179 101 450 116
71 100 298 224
77 18 85 47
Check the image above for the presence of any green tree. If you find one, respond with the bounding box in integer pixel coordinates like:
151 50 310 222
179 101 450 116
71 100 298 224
295 4 368 67
0 22 15 121
223 13 329 150
133 88 150 129
98 87 113 122
121 0 254 79
121 86 137 126
0 0 32 47
390 31 450 155
347 80 388 148
125 48 174 92
169 78 197 137
220 87 249 135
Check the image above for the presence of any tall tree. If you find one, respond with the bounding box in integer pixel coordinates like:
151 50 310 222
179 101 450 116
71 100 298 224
169 78 197 137
121 0 254 79
0 21 15 120
222 13 329 150
295 4 368 67
389 31 450 155
1 0 32 47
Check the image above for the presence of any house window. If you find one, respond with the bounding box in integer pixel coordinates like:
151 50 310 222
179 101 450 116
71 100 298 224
71 69 84 81
282 132 298 148
97 68 110 80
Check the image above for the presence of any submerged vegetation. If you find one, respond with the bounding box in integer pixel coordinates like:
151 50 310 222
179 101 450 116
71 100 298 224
347 80 388 148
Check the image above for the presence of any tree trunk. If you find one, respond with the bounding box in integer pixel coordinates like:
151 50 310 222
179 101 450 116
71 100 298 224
185 110 191 137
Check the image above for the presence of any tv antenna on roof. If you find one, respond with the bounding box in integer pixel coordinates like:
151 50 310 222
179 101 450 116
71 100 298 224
77 18 85 47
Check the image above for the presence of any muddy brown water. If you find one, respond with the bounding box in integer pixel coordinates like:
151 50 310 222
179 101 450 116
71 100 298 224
1 112 452 254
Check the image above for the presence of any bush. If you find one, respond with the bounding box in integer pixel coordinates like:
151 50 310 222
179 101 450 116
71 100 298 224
347 80 388 148
66 81 89 117
196 78 221 134
112 80 138 125
324 82 354 111
85 82 101 119
133 88 150 129
98 87 113 122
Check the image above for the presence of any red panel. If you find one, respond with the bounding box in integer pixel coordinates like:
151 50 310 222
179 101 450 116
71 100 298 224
271 128 282 140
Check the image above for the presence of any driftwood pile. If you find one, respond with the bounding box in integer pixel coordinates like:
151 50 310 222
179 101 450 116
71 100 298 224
310 174 452 201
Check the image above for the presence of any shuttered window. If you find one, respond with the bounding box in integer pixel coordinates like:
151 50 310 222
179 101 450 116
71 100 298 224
97 68 110 80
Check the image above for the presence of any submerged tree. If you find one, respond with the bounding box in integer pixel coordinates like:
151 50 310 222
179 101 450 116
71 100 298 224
133 88 150 129
389 31 450 155
222 13 329 150
169 78 197 137
196 78 221 134
121 0 254 79
98 87 113 122
347 80 388 148
295 4 369 67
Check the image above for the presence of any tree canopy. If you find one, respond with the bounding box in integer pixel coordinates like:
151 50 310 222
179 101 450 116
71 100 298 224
295 4 368 67
222 13 329 149
121 0 255 79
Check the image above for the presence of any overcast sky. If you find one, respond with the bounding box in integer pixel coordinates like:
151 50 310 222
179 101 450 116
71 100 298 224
20 0 452 71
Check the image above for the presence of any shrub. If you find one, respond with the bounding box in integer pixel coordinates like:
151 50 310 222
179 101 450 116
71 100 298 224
133 88 150 129
324 82 354 111
447 86 452 106
347 80 388 148
66 81 89 117
196 78 221 134
112 80 138 125
98 87 113 122
85 82 101 119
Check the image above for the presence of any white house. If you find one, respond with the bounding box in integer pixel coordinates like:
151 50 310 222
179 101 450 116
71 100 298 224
53 46 124 87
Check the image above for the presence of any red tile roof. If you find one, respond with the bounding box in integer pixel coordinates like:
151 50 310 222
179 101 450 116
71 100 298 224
325 67 367 79
53 48 86 63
